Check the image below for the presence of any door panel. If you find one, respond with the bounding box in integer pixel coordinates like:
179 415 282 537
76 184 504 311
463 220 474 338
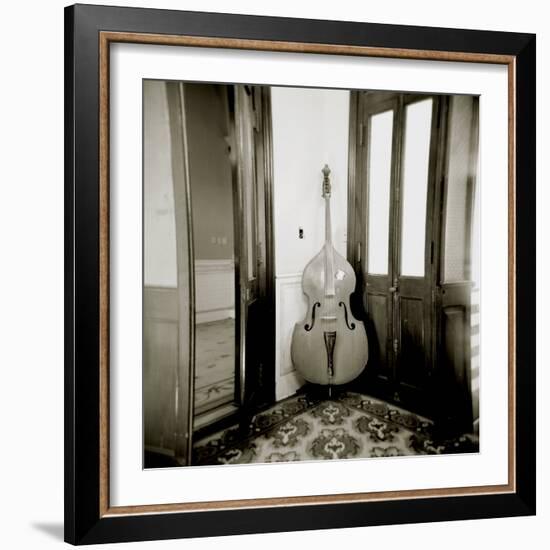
366 293 389 378
397 296 426 387
143 289 178 452
439 283 473 430
393 96 439 404
361 97 399 388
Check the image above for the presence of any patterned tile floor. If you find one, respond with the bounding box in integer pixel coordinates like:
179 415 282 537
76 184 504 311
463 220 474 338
193 391 479 465
194 318 235 415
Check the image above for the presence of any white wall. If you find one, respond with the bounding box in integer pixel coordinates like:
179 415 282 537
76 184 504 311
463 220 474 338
1 1 547 550
185 84 236 261
143 80 178 288
271 86 350 398
272 86 350 274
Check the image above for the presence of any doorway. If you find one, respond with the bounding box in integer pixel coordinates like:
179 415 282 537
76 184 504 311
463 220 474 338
188 83 275 431
143 81 274 467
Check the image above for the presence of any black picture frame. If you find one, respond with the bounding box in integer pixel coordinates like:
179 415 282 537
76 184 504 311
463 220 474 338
65 3 536 545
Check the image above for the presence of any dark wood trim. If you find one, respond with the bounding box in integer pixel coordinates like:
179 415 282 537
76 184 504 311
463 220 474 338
431 96 450 390
234 85 248 407
346 91 359 266
423 96 444 380
226 83 244 409
165 82 196 466
465 97 480 283
258 86 277 406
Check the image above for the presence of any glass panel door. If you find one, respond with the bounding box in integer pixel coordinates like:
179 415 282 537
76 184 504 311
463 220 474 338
357 92 441 413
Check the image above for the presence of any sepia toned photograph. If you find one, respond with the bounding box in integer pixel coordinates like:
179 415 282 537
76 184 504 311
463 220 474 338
143 80 480 469
63 5 536 544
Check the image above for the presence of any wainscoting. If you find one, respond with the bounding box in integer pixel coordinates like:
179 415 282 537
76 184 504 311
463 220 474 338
143 286 179 456
275 273 306 400
195 259 235 323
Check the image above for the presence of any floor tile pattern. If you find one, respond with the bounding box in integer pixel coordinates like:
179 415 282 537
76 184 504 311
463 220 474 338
194 318 235 414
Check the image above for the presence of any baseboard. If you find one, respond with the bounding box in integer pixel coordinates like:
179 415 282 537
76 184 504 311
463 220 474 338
196 308 235 324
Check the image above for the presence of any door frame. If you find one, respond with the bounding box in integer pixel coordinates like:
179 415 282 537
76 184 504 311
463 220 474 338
165 81 196 465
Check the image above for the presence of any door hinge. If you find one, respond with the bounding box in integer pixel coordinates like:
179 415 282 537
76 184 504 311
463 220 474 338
359 122 365 146
356 241 361 264
253 105 260 132
250 88 260 132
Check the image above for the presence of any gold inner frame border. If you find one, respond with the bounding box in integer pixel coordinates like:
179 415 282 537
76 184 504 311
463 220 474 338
98 31 517 517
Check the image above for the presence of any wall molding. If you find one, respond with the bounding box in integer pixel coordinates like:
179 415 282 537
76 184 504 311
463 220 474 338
275 271 303 280
275 273 306 400
195 258 234 273
195 259 235 324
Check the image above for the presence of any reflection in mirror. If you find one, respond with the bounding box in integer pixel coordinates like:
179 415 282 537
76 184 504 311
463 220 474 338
184 84 237 421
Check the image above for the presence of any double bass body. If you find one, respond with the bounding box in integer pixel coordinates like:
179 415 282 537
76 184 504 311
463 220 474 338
291 165 369 386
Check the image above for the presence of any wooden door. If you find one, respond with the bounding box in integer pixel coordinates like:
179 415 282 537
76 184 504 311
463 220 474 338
357 96 398 393
393 96 441 407
351 92 445 415
232 85 275 413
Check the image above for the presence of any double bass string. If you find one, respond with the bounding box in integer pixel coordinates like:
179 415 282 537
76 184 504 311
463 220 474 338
324 177 336 387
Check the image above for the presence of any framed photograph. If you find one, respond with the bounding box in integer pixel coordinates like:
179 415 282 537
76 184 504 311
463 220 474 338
65 3 536 545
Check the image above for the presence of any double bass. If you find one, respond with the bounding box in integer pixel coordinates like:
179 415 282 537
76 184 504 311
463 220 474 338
291 165 368 387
